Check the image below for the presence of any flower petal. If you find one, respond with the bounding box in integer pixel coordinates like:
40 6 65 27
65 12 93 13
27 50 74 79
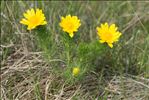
99 40 105 43
108 43 113 48
20 18 29 25
69 33 74 38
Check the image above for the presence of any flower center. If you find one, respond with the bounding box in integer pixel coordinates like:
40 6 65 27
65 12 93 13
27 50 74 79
67 22 74 30
104 32 113 42
30 16 40 25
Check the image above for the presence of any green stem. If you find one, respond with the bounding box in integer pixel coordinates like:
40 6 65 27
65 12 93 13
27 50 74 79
66 42 70 67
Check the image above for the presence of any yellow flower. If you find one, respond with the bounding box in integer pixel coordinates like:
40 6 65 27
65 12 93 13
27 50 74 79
96 23 122 48
20 8 47 30
59 15 81 38
72 67 80 76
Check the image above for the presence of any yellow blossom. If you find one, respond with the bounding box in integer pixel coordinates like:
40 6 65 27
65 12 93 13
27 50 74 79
72 67 80 76
20 8 47 30
59 15 81 38
96 23 122 48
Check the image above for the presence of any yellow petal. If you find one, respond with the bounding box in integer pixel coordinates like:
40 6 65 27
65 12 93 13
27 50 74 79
36 9 42 16
67 14 71 18
61 17 65 20
27 26 32 30
99 40 105 43
41 21 47 25
31 8 35 15
96 27 100 31
27 25 36 30
104 22 109 28
69 33 74 38
20 18 29 25
108 43 113 48
110 24 117 31
23 13 29 19
26 9 31 15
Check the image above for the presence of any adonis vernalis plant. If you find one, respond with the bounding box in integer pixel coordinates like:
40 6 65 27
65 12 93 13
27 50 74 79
20 8 54 61
59 14 81 38
20 8 47 30
20 8 123 84
96 23 122 48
